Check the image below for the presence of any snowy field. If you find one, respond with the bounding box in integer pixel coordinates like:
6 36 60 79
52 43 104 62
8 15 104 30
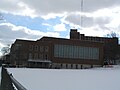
1 66 120 90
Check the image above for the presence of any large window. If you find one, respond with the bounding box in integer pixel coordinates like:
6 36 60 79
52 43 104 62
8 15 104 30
54 44 99 60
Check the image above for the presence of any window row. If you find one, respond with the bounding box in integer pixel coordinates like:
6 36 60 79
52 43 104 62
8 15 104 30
54 44 99 60
84 37 103 42
29 53 48 60
29 45 49 52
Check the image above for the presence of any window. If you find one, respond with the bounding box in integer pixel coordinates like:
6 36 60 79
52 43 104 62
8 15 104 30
45 54 48 60
54 44 99 60
29 53 32 59
15 44 22 50
34 53 38 59
35 45 38 51
29 45 33 51
16 44 22 47
39 54 43 59
71 64 73 68
40 46 44 52
45 46 49 52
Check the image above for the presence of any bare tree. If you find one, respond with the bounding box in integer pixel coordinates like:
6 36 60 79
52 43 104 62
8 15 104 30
1 44 10 56
106 31 117 38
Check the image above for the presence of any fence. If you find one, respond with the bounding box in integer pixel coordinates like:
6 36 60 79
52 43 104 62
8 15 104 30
0 67 27 90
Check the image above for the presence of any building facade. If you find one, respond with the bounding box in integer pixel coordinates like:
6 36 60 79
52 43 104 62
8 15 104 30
9 29 119 69
70 29 119 64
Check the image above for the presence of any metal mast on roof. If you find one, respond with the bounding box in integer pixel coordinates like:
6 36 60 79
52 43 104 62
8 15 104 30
81 0 83 28
0 13 4 20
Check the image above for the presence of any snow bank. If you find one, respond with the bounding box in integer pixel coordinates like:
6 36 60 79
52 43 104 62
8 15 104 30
7 66 120 90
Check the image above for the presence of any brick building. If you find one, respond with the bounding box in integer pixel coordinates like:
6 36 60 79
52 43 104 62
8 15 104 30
9 29 119 68
70 29 119 64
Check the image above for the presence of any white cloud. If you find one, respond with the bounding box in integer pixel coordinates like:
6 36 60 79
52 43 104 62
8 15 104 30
0 0 120 43
1 0 120 30
53 23 67 31
65 13 81 26
63 7 120 28
17 2 37 18
79 26 109 37
1 0 120 17
0 0 37 18
103 7 120 29
78 24 120 38
20 0 120 15
41 13 64 20
0 22 60 37
59 6 120 39
0 22 60 53
42 23 51 27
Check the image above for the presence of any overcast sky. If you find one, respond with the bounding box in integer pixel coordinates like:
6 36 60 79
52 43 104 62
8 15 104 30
1 0 120 56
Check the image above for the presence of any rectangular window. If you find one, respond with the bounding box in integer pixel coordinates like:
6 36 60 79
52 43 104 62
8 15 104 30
29 53 32 59
29 45 33 51
45 46 49 52
34 53 38 59
45 54 48 60
39 54 43 59
40 46 44 52
35 45 38 51
54 44 99 60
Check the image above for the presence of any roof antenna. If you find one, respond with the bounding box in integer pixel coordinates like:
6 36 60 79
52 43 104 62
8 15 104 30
0 13 4 20
80 0 83 29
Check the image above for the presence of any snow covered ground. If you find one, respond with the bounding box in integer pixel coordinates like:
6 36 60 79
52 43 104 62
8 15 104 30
1 66 120 90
